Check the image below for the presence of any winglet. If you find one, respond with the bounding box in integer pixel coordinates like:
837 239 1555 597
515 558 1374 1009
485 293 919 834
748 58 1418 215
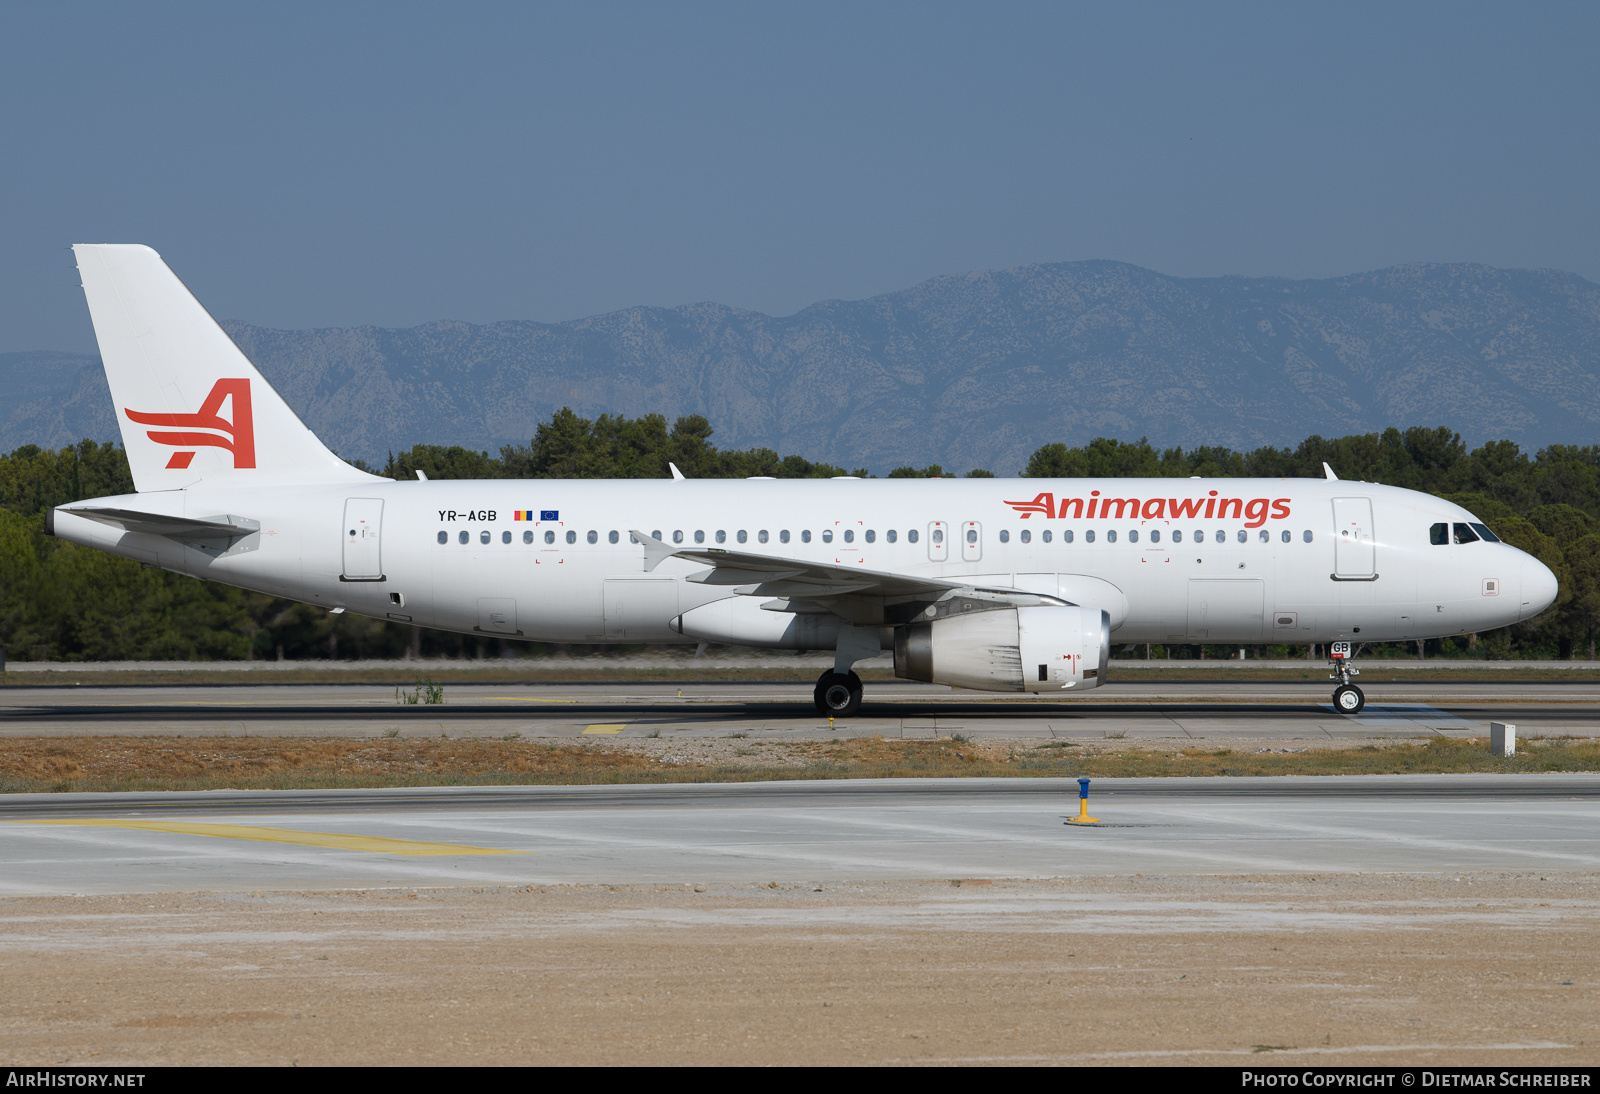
630 529 678 572
669 463 686 481
416 469 428 481
1323 462 1339 481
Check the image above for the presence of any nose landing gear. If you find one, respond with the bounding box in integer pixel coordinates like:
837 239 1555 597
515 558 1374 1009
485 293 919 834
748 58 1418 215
1328 641 1364 714
814 670 863 717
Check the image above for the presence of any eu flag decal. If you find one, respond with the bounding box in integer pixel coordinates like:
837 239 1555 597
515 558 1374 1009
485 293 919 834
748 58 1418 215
540 510 559 521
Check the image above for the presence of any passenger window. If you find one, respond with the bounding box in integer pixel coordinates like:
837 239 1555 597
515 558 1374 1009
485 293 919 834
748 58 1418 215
886 529 897 543
671 530 683 544
1149 530 1159 543
694 530 705 544
524 530 534 544
865 529 875 543
1107 530 1117 543
1454 523 1480 544
966 528 977 544
1258 529 1269 543
587 530 598 544
822 529 833 543
1063 529 1073 543
780 530 790 543
999 529 1010 543
930 528 942 544
437 531 447 545
459 530 469 544
652 530 662 541
1042 529 1052 543
737 530 747 543
1281 529 1290 543
479 530 490 544
1236 530 1247 544
1085 530 1095 543
1128 530 1138 543
1214 530 1225 543
544 530 555 544
907 529 918 543
1303 530 1313 543
802 530 812 543
565 530 576 544
1470 522 1500 543
844 529 854 543
1172 530 1182 543
502 531 511 544
716 530 726 543
1020 529 1030 544
609 530 619 544
1430 522 1448 546
759 530 769 543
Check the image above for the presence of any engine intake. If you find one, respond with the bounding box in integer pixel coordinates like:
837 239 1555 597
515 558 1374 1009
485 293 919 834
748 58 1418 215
894 605 1110 693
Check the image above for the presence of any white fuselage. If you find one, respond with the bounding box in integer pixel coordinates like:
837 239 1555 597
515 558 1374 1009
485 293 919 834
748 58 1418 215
53 476 1558 648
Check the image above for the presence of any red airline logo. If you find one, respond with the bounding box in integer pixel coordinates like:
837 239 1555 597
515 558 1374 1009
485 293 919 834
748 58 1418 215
124 378 256 470
1005 490 1292 527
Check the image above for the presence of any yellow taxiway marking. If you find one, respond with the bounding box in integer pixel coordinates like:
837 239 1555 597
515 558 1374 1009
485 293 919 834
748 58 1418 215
581 724 627 735
11 820 525 856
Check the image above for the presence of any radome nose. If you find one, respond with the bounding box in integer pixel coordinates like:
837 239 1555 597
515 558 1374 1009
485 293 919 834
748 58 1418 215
1519 554 1559 621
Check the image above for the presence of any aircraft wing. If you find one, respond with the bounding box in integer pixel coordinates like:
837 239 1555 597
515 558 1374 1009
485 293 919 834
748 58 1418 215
629 529 1066 624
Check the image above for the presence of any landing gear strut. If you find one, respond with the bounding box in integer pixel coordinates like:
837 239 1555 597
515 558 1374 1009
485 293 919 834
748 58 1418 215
1328 641 1364 714
814 670 863 717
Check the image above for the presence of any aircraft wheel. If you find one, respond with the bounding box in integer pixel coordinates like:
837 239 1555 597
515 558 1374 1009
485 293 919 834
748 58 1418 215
1333 684 1365 715
814 671 863 717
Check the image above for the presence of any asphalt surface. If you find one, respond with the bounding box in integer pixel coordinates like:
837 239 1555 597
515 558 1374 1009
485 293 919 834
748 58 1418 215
3 680 1600 738
3 776 1598 896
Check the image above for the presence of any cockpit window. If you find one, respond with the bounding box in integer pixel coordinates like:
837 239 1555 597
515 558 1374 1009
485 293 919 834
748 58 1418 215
1430 522 1448 546
1470 522 1500 543
1453 522 1480 544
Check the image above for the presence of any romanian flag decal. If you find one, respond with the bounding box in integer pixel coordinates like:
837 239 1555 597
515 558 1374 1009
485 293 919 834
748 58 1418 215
513 510 534 521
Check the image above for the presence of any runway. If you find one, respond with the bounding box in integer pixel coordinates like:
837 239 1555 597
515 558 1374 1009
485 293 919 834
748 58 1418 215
5 679 1600 739
4 776 1598 896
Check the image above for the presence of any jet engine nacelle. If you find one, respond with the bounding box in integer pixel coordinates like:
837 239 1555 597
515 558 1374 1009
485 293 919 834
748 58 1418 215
894 605 1111 693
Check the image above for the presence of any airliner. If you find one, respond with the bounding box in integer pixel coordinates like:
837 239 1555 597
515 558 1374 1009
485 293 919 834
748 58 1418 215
47 245 1559 716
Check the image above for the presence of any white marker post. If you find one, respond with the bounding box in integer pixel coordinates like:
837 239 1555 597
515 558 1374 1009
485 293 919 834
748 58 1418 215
1490 722 1516 758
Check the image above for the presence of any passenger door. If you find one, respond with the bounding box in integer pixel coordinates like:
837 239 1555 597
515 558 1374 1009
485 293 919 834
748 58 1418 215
341 498 384 581
1332 497 1377 579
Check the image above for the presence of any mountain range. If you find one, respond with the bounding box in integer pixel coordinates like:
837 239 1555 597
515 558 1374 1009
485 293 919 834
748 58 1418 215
4 260 1599 474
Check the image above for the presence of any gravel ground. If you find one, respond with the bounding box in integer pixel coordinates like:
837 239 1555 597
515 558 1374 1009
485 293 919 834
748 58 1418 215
2 872 1595 1066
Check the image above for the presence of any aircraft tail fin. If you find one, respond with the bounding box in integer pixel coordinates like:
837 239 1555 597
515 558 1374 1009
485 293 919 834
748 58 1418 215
72 244 378 492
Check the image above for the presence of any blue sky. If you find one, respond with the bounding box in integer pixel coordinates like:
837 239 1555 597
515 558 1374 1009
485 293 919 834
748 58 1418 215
3 1 1597 352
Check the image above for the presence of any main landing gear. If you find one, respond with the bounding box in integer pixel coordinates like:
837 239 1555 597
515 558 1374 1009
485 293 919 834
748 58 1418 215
1328 641 1364 714
815 670 863 717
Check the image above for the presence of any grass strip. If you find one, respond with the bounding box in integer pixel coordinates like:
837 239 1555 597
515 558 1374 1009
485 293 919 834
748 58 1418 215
2 735 1598 794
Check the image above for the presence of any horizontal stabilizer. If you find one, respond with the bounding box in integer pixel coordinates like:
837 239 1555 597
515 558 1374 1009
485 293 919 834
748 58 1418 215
60 506 259 544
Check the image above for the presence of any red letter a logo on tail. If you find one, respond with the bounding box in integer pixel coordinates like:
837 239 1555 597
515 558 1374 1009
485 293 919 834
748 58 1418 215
124 378 256 470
